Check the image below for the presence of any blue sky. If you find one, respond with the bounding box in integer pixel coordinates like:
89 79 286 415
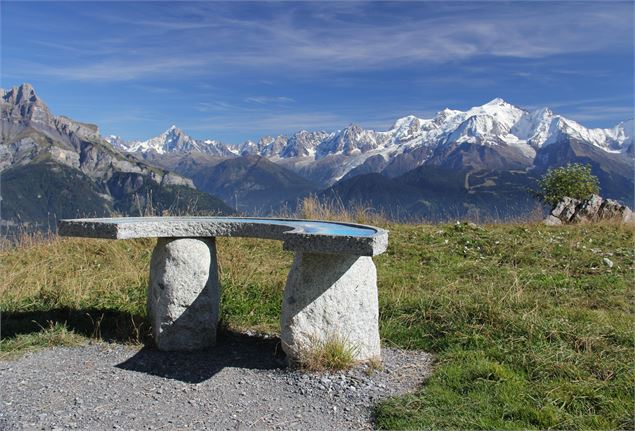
1 1 633 143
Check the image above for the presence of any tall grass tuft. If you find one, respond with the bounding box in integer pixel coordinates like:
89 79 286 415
280 195 389 226
295 334 359 372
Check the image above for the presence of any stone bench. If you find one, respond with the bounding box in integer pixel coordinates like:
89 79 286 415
58 217 389 362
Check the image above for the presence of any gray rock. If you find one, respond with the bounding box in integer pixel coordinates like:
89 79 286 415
551 197 580 222
542 215 562 226
148 237 220 351
603 257 614 268
280 252 381 362
572 194 603 223
547 195 634 226
600 199 635 224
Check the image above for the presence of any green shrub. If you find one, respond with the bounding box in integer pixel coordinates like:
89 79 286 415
536 163 600 208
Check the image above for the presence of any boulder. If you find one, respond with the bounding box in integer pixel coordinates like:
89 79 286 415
600 199 635 224
543 215 562 226
545 195 634 226
571 194 603 224
551 197 580 222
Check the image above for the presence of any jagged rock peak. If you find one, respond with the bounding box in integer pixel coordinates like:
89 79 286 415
1 82 55 127
122 124 235 156
1 83 37 103
1 83 45 109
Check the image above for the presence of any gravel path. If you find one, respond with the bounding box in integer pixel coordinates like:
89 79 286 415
0 334 433 430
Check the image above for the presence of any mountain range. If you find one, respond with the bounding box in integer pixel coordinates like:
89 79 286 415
0 83 232 231
108 97 633 218
1 83 632 227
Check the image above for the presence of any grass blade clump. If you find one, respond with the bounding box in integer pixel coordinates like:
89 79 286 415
295 335 359 372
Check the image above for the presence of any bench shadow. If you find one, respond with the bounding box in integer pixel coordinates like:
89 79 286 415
116 332 287 383
2 308 287 384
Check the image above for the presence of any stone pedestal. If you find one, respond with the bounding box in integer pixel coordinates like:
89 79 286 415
148 237 220 351
280 252 381 362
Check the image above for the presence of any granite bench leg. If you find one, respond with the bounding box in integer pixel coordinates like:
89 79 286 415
280 251 381 363
147 237 220 351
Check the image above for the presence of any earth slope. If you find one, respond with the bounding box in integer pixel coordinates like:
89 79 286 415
169 154 317 214
320 166 539 222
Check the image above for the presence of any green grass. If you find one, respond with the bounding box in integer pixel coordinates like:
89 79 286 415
1 222 633 429
0 321 86 361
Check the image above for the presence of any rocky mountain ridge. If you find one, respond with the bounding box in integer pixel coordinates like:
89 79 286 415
1 84 193 187
0 83 232 229
112 98 633 187
3 83 631 224
108 125 235 158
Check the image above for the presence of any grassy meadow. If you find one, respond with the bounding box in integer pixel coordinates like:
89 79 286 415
1 217 633 429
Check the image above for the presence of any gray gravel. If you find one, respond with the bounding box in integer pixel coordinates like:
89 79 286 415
0 334 433 430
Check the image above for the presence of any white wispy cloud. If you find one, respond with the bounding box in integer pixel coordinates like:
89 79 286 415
524 95 633 111
563 106 634 123
8 1 632 82
245 96 295 104
34 57 211 81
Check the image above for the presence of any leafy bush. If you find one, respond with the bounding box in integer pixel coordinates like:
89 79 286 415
536 163 600 208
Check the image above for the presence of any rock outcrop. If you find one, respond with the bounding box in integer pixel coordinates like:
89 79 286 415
1 83 233 228
544 194 634 225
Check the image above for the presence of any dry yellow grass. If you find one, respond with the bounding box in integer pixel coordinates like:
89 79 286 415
295 334 359 371
0 234 153 314
279 194 389 226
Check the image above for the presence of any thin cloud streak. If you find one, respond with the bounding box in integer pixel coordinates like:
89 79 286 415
525 96 634 111
185 112 348 137
245 96 295 105
564 106 634 123
11 57 212 81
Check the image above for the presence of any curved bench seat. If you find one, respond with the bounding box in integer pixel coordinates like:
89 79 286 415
58 216 389 363
58 216 388 256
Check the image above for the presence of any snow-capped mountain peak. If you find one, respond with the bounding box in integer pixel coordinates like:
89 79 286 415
483 97 510 106
465 98 526 131
123 125 193 154
391 115 422 131
104 135 127 150
117 126 235 157
106 98 632 186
